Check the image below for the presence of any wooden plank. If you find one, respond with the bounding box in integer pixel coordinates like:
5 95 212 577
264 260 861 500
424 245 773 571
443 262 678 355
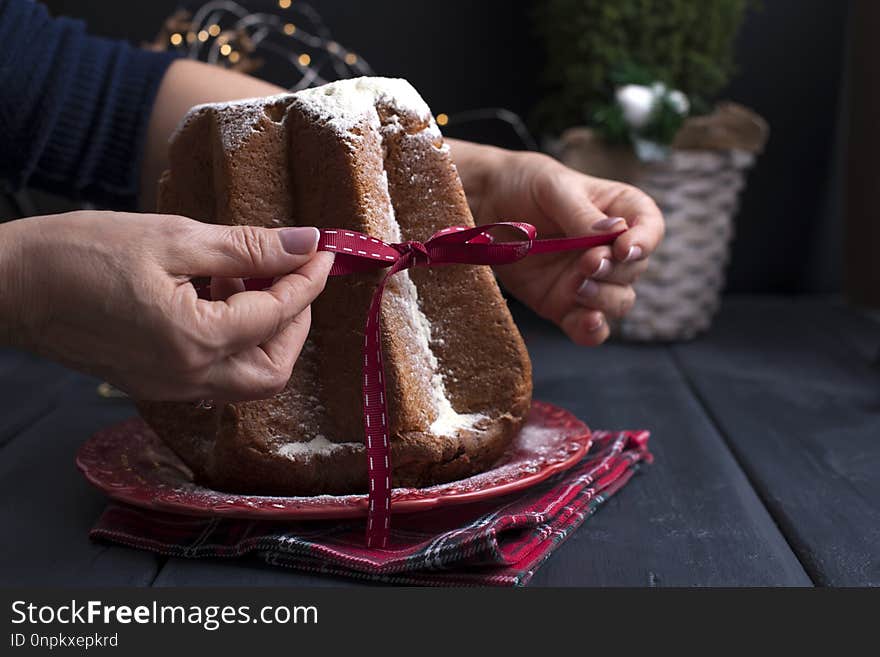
156 309 810 586
814 300 880 365
672 297 880 586
154 559 360 587
517 313 811 586
0 349 82 447
0 303 819 587
0 373 160 586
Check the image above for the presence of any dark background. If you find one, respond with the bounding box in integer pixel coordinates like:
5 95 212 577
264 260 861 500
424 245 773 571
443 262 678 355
19 0 854 294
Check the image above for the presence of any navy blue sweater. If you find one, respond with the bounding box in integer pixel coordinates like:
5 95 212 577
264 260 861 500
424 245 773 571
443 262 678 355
0 0 178 209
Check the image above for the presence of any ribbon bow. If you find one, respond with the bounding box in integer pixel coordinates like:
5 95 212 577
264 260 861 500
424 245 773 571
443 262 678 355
317 221 625 547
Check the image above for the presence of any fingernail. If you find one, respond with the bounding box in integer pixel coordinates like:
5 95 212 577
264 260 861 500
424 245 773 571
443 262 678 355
591 216 626 232
279 227 320 254
587 313 605 331
624 245 644 262
577 279 600 301
592 258 612 279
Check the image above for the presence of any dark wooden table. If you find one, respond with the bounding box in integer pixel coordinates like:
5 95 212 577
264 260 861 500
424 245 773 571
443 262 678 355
1 296 877 586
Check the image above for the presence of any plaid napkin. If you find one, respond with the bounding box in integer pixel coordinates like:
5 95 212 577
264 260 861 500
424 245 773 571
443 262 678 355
91 430 651 586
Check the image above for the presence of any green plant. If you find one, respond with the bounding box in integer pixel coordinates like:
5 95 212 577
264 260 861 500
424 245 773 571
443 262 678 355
535 0 752 134
591 63 690 146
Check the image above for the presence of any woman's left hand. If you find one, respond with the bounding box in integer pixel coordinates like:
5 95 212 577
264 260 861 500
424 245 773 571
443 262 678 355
452 143 665 345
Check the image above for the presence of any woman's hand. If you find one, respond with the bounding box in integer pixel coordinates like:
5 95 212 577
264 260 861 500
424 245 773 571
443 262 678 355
0 211 333 401
451 141 664 345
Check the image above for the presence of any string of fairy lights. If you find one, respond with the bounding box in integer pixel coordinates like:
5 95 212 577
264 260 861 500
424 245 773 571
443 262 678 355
148 0 374 90
147 0 537 149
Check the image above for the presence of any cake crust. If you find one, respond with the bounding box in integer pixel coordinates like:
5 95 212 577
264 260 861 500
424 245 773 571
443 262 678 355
137 78 532 495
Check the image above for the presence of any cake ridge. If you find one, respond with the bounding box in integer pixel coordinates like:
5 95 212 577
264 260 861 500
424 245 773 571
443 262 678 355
373 137 486 438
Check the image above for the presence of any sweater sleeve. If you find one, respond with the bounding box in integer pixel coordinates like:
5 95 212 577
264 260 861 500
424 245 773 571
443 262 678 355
0 0 179 209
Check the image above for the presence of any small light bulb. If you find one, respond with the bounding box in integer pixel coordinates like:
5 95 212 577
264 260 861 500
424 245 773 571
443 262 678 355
208 24 221 37
220 44 232 56
228 51 241 63
186 31 196 44
344 53 357 65
169 33 183 46
298 53 311 66
279 0 291 8
283 23 296 35
436 113 449 126
197 30 209 42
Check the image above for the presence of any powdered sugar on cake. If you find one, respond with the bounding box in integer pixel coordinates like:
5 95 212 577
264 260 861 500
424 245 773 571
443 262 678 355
390 271 487 436
176 92 294 152
403 277 487 436
366 138 485 436
293 77 433 134
276 435 359 458
179 77 443 155
376 190 485 437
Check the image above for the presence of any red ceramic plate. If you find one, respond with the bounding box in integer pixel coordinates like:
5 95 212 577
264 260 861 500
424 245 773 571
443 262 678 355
76 400 591 520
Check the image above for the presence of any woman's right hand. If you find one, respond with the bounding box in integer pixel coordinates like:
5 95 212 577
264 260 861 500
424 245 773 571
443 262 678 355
0 211 333 401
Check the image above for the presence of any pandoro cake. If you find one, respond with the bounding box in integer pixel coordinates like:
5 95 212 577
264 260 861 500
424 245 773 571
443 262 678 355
137 77 533 495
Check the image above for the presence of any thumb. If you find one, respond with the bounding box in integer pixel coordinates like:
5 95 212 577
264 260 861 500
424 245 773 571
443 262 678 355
168 223 322 279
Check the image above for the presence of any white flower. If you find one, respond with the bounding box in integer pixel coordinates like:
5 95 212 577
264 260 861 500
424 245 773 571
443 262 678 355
667 89 690 115
651 82 668 97
615 84 655 129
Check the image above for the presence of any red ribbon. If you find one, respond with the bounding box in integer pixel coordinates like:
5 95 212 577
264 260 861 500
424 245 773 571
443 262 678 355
315 221 626 547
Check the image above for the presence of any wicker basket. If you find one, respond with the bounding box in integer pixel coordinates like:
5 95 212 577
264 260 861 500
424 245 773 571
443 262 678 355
616 149 755 340
558 106 767 341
